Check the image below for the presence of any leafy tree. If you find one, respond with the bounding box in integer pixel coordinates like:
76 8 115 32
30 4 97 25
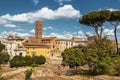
107 10 120 54
79 10 110 38
62 48 86 68
0 43 9 69
0 43 5 52
85 37 116 75
0 53 9 69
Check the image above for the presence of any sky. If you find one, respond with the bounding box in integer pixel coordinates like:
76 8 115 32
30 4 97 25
0 0 120 42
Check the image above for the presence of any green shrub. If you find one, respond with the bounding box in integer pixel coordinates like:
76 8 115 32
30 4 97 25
89 60 115 75
36 55 46 64
10 56 25 68
61 37 118 76
31 55 46 65
10 55 46 68
77 69 86 75
0 77 7 80
25 67 35 80
24 56 33 66
30 64 38 67
0 53 9 69
113 57 120 76
62 48 86 68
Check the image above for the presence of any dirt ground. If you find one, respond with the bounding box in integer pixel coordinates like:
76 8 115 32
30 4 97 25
1 64 120 80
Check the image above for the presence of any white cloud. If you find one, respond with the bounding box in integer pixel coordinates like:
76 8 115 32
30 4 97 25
15 29 25 31
55 0 72 5
44 30 92 40
103 28 114 36
0 31 9 38
85 32 94 36
0 18 8 25
48 26 53 29
102 28 120 43
17 32 31 38
0 5 80 25
0 31 31 38
117 25 120 29
1 13 28 22
4 24 16 28
33 0 39 6
30 29 35 33
107 8 119 11
43 26 53 30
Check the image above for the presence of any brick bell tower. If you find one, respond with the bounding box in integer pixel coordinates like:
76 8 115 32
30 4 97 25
35 20 42 42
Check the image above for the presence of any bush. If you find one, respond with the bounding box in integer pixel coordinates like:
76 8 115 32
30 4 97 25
0 53 9 69
62 48 86 68
31 55 46 65
84 37 117 75
10 56 26 68
89 60 115 75
24 56 33 66
77 69 86 75
36 55 46 64
61 37 118 76
0 77 7 80
113 57 120 76
25 67 35 80
10 55 46 68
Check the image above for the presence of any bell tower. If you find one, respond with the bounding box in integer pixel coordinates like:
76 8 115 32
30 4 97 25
35 20 42 39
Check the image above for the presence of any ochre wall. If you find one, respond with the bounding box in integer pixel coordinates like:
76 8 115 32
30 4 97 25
26 47 50 57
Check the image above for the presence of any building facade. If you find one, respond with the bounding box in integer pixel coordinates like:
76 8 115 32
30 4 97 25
24 20 87 56
1 34 26 59
56 37 86 53
24 20 52 57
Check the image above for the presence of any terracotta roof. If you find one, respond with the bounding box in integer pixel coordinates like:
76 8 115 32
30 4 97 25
24 43 51 48
42 37 56 40
18 45 24 48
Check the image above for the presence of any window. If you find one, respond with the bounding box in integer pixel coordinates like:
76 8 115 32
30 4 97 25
53 46 55 48
32 51 36 57
19 52 22 56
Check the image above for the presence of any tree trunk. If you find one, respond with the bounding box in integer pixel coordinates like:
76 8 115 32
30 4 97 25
114 21 119 55
100 26 103 38
95 26 100 38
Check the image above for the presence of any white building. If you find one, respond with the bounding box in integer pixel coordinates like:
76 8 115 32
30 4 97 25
56 37 86 53
1 34 26 59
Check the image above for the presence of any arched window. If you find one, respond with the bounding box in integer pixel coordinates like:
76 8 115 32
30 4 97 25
19 52 22 56
32 51 36 57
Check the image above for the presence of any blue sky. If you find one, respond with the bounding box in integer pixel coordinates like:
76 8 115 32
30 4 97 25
0 0 120 42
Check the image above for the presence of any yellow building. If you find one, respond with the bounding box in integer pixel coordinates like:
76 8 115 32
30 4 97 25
25 45 50 57
24 20 52 57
